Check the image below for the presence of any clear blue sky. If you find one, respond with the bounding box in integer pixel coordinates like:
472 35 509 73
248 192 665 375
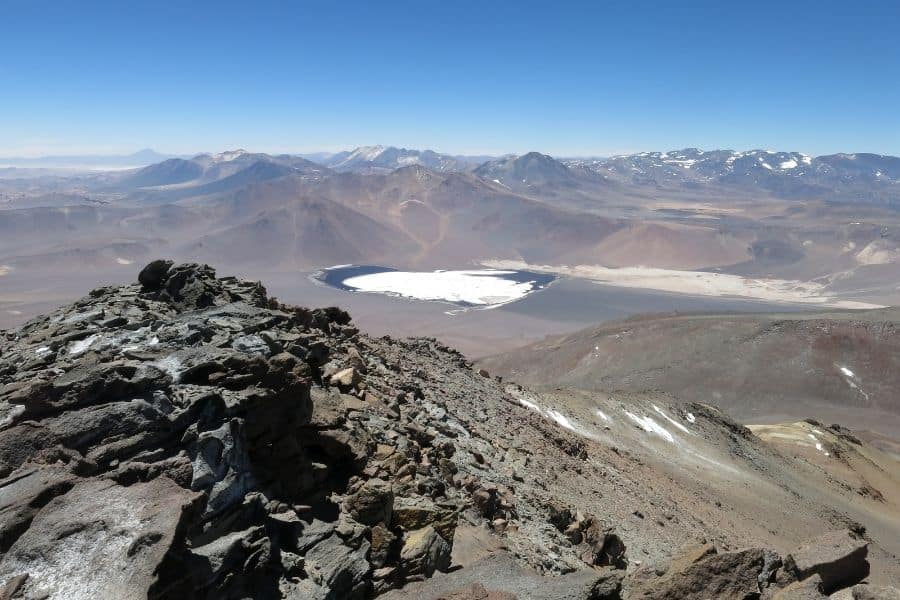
2 0 899 157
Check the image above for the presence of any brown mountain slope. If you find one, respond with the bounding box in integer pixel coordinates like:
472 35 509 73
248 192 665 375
301 166 625 267
478 309 900 441
181 196 419 268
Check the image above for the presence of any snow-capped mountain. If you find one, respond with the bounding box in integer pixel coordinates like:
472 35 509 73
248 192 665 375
564 149 900 203
320 146 481 173
567 149 814 181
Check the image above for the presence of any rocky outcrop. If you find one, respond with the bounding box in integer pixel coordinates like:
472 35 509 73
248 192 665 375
0 263 888 599
0 262 470 599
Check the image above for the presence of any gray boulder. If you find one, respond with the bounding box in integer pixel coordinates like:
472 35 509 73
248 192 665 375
785 529 869 594
0 477 201 600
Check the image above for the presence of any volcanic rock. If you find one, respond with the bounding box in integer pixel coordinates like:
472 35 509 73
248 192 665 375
629 545 768 599
785 529 869 594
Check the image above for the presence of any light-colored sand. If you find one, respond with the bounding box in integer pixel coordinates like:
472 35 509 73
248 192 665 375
650 201 746 214
482 260 884 309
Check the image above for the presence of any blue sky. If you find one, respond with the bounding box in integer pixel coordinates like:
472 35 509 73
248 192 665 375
1 0 899 157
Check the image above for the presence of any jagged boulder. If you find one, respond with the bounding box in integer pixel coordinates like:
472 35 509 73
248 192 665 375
0 477 202 600
629 545 768 600
392 497 459 543
400 525 452 580
784 529 869 594
344 478 394 526
138 259 174 290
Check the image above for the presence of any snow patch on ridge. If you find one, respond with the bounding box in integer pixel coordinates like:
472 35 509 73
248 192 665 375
624 411 675 443
653 404 691 434
69 334 101 355
547 409 576 432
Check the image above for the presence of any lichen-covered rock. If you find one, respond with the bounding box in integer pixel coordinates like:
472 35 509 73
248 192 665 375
0 477 202 600
400 525 452 580
392 497 459 542
344 478 394 526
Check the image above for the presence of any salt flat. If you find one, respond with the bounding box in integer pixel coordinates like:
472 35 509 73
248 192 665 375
340 269 546 308
483 260 884 309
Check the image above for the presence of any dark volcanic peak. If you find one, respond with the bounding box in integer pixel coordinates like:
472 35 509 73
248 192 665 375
0 261 895 598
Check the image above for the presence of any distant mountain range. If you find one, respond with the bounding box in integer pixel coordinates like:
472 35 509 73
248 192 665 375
4 143 900 322
5 143 894 214
118 149 328 195
312 145 489 174
564 149 900 202
11 145 900 206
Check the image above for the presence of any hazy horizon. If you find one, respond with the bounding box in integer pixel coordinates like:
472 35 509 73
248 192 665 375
5 144 900 163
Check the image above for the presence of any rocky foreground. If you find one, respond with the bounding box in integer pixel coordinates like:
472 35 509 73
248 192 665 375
0 262 897 599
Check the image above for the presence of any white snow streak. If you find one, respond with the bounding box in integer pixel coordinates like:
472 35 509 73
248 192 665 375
518 397 541 412
653 404 690 434
624 411 675 443
69 334 100 355
547 409 576 432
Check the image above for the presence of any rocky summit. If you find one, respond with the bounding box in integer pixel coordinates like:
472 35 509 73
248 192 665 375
0 262 896 599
